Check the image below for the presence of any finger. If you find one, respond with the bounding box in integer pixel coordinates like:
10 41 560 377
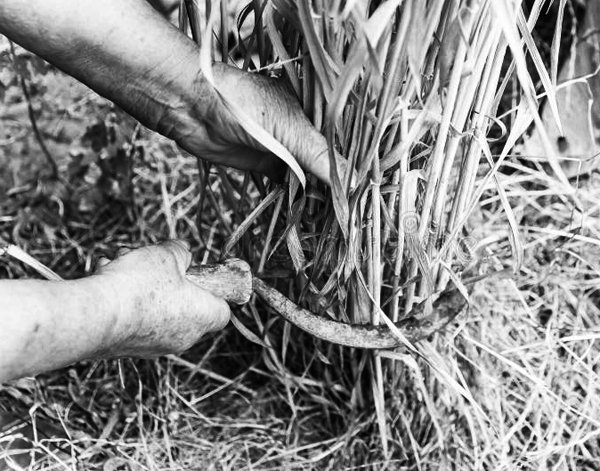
182 281 232 336
197 290 231 333
269 88 356 188
284 111 357 188
200 145 287 182
287 114 330 185
250 79 335 185
161 239 193 272
250 151 288 182
173 239 190 251
211 65 353 187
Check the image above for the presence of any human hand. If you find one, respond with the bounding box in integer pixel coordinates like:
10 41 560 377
0 0 345 185
163 63 349 184
94 240 231 358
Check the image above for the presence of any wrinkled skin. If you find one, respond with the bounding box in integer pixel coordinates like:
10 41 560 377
0 0 354 381
0 242 231 383
95 241 231 357
169 63 333 182
0 0 338 381
0 0 337 185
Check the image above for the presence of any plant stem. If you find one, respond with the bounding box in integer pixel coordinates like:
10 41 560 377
9 40 58 178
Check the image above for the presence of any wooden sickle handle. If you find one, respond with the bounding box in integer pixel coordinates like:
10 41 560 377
187 259 468 348
186 259 253 305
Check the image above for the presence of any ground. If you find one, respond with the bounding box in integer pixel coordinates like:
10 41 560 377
0 41 384 470
1 19 600 471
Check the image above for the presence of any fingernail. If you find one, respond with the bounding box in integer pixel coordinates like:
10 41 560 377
97 257 110 268
117 247 131 257
174 239 191 251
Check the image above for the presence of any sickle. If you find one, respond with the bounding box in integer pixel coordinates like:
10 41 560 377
186 259 466 349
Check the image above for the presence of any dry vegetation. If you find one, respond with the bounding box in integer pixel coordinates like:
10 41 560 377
1 0 600 469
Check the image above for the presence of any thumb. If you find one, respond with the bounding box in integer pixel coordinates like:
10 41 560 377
161 239 192 273
280 102 355 188
189 287 231 334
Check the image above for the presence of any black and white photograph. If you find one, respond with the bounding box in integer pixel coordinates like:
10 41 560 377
1 0 599 469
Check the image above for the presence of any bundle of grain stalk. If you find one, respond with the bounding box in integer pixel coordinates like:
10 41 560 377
181 0 565 459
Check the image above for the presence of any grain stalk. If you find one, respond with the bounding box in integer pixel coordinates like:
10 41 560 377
180 0 565 458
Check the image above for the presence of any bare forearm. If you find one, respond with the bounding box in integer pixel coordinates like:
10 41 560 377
0 277 121 382
0 0 202 134
0 242 231 383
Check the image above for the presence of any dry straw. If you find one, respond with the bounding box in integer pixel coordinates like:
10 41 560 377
1 1 597 467
180 0 558 344
181 0 574 458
